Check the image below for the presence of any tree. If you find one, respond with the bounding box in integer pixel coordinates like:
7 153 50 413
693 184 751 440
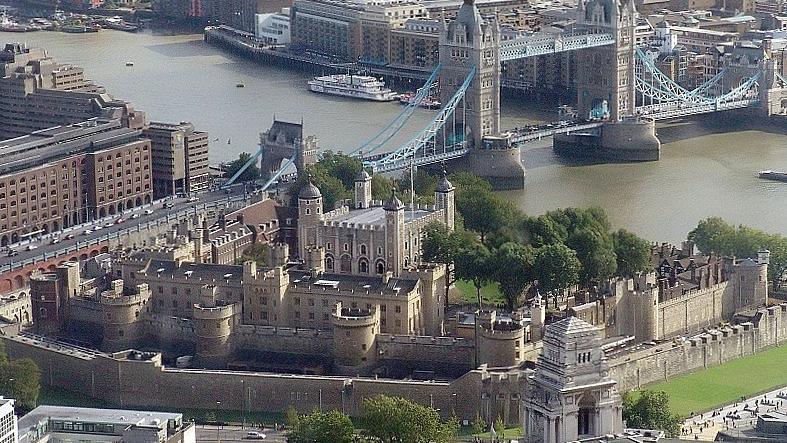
688 217 736 255
493 416 505 437
457 191 512 244
237 243 269 266
567 228 617 285
471 413 486 435
400 169 438 198
7 359 40 412
422 223 461 308
312 151 364 190
290 169 348 212
612 229 652 277
533 244 581 308
371 174 395 201
223 152 260 183
287 410 354 443
285 405 300 428
622 390 682 437
494 242 535 310
455 238 494 308
361 395 456 443
521 215 565 248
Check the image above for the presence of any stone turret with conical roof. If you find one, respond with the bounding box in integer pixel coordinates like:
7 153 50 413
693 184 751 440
298 179 323 260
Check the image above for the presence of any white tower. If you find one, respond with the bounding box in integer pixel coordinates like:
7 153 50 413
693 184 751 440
434 172 455 230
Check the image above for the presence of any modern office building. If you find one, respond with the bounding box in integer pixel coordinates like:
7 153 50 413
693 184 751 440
0 43 146 140
0 399 18 443
142 122 211 198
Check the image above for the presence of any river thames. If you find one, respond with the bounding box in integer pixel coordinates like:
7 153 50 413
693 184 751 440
2 29 786 243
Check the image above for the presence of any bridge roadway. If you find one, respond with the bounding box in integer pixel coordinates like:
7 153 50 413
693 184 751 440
637 99 758 120
0 185 250 271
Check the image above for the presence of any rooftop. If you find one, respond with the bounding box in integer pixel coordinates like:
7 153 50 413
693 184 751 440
290 270 419 296
327 206 433 226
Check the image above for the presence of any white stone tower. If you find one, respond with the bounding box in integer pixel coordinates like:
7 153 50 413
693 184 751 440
297 181 323 260
434 172 455 230
523 317 623 443
354 170 372 209
439 0 501 149
384 189 405 277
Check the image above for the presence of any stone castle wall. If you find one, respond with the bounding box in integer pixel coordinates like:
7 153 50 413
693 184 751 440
609 304 787 391
656 282 732 340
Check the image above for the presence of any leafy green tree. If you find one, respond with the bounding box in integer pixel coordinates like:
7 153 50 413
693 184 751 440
312 151 364 190
400 169 438 198
5 359 40 412
494 242 535 310
521 215 565 248
448 171 493 198
457 192 513 244
688 217 736 255
493 416 505 437
237 243 269 266
471 413 486 435
223 152 261 183
285 405 300 428
371 174 395 201
622 390 682 438
287 410 354 443
0 339 7 366
534 244 581 308
360 395 456 443
423 223 462 308
455 238 494 308
567 228 617 285
612 229 652 277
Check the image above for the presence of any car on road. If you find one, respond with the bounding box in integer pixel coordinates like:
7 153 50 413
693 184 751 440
131 213 140 219
104 222 114 228
188 196 198 202
65 234 75 240
93 225 103 231
82 229 93 236
144 209 154 215
50 237 61 245
26 244 38 251
245 432 266 440
6 250 18 257
115 218 125 224
163 202 173 209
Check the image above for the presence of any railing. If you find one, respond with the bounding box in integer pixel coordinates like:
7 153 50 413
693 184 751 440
500 32 615 61
509 122 603 144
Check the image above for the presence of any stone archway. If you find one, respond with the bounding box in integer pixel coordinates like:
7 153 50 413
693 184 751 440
577 393 597 437
136 197 143 206
0 235 7 247
375 260 385 275
99 208 106 218
325 254 335 272
359 258 369 274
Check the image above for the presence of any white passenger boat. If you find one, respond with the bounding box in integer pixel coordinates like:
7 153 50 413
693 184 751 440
307 74 398 101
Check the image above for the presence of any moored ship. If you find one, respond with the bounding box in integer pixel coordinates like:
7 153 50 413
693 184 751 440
758 170 787 182
307 74 398 101
398 91 441 109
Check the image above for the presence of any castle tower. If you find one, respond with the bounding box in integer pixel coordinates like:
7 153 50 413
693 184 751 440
523 317 623 443
477 310 526 367
297 181 323 260
530 292 546 342
354 170 372 209
434 172 455 230
101 282 150 351
193 285 236 367
439 0 501 149
384 189 405 277
331 302 379 375
575 0 637 121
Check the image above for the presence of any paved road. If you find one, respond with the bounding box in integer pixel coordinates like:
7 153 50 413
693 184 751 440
196 424 286 443
680 385 787 440
0 184 251 271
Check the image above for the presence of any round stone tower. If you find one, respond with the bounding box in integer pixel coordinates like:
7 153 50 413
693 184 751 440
193 285 236 366
101 281 150 351
477 310 526 368
297 181 323 260
331 302 379 374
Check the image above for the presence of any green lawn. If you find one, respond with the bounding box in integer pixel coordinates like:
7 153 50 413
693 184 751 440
455 280 504 306
633 344 787 417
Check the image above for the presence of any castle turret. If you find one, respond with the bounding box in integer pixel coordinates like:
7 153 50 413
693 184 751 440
354 170 372 209
434 172 455 230
193 285 236 367
101 282 150 351
384 189 404 277
477 310 525 368
530 292 546 341
331 302 379 374
297 181 323 260
268 243 290 267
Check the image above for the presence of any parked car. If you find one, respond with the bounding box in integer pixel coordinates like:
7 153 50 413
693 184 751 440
82 229 93 236
130 213 140 219
144 209 154 215
26 244 38 251
188 196 198 202
50 237 61 245
245 432 266 440
6 250 18 257
65 234 75 240
115 217 125 224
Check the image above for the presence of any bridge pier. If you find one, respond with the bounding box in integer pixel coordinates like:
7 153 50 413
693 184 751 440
443 137 526 191
554 117 660 162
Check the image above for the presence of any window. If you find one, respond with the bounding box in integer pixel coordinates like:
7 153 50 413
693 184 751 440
294 297 300 306
295 311 300 319
395 305 401 313
360 244 367 255
308 312 315 320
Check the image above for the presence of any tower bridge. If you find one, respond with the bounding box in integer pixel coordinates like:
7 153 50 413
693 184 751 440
242 0 787 192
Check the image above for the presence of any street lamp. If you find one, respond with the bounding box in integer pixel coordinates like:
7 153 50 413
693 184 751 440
215 401 221 443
